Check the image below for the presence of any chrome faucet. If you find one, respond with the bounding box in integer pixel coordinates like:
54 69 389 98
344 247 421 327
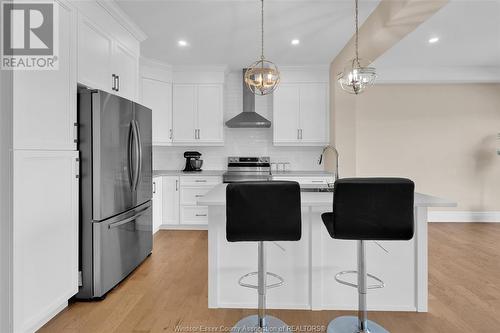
319 145 339 182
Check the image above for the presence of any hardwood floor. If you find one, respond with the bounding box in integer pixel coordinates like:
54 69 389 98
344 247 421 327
39 224 500 332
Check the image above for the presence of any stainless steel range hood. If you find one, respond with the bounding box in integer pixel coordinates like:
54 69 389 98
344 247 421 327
225 69 271 128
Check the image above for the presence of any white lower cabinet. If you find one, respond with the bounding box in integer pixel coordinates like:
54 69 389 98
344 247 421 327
152 176 163 233
162 176 180 226
13 150 79 333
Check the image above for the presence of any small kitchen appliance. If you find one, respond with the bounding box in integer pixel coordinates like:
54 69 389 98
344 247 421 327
183 151 203 172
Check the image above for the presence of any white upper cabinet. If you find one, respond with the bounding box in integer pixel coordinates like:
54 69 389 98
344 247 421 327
76 1 143 101
172 84 197 143
172 84 224 145
171 68 225 146
13 0 77 150
273 68 329 146
141 78 173 145
197 84 224 143
112 42 138 101
77 14 113 92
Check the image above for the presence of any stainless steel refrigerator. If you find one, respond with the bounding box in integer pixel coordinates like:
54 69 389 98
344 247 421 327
77 88 153 299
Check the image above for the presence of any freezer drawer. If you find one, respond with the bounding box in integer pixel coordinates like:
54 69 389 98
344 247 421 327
92 201 152 297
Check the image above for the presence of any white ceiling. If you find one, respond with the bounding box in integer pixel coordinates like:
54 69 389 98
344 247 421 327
374 0 500 70
116 0 380 69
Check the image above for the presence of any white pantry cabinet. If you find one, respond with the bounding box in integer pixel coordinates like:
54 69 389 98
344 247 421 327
162 176 180 225
141 78 173 145
172 84 224 145
13 0 77 150
152 176 163 233
273 82 329 146
13 150 79 333
77 10 139 101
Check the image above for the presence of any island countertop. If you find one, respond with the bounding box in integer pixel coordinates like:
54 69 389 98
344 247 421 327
198 183 456 208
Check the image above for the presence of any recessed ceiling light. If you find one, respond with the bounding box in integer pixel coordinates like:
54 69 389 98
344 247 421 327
178 40 188 47
428 37 439 44
291 39 300 46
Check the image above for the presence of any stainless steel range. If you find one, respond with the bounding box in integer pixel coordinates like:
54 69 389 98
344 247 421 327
222 156 272 183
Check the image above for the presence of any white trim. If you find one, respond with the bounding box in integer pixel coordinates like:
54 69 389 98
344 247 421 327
140 56 172 72
428 211 500 223
96 0 148 42
375 66 500 84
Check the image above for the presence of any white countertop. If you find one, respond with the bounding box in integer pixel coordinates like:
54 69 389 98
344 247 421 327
198 183 456 208
153 170 225 177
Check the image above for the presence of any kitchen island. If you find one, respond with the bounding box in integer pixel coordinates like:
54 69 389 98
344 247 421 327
198 184 455 312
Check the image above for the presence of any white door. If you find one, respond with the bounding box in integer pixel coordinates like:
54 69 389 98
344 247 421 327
152 177 163 233
273 84 300 144
163 176 180 225
13 0 76 150
172 85 196 143
197 85 223 143
77 14 113 92
113 42 138 101
141 78 172 145
13 150 79 333
299 83 328 145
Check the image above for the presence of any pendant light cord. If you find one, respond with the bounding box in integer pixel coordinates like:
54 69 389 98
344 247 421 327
355 0 359 65
261 0 264 61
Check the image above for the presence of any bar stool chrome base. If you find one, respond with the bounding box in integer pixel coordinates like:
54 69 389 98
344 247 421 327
326 316 389 333
231 315 291 333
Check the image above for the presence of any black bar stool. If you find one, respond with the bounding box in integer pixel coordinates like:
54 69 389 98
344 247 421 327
321 178 415 333
226 181 301 332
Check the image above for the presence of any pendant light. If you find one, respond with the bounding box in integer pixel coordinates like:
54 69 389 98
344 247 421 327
337 0 376 95
245 0 280 96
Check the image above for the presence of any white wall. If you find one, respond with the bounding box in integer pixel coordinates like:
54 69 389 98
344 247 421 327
153 71 324 171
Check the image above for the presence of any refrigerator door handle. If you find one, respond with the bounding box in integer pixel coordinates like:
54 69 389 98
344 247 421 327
108 205 150 229
133 120 143 191
128 121 135 188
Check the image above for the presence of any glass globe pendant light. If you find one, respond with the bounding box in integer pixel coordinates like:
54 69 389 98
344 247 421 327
337 0 376 95
245 0 280 96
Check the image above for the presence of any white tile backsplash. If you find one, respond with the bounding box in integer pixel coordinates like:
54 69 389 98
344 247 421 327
153 71 325 171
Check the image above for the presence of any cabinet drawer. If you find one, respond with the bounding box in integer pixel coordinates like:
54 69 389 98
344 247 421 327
180 176 221 186
181 206 208 225
181 187 212 205
272 176 334 185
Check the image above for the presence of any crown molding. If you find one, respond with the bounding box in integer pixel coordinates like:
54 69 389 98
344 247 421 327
97 0 148 42
140 57 173 72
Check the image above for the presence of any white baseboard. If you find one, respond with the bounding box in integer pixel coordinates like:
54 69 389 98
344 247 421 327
158 224 208 231
428 211 500 223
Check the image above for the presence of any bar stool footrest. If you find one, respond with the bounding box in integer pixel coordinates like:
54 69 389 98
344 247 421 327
238 271 284 289
334 270 385 289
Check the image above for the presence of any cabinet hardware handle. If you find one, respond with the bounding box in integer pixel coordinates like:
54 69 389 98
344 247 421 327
195 195 203 197
297 129 299 140
300 129 303 140
195 180 207 182
112 74 116 91
175 179 179 191
195 214 207 217
116 75 120 92
194 129 197 139
153 181 156 194
311 180 324 183
198 129 200 139
169 129 173 140
73 122 78 144
75 157 80 179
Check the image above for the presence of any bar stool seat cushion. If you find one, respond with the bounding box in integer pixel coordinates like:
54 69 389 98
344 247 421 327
226 181 301 242
321 178 414 241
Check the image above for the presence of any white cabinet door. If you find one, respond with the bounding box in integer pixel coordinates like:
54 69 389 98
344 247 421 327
273 84 300 144
152 177 163 233
13 0 76 150
113 42 138 101
172 85 196 143
299 83 328 144
141 78 172 145
13 150 79 333
197 85 223 144
162 176 180 225
77 14 113 92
